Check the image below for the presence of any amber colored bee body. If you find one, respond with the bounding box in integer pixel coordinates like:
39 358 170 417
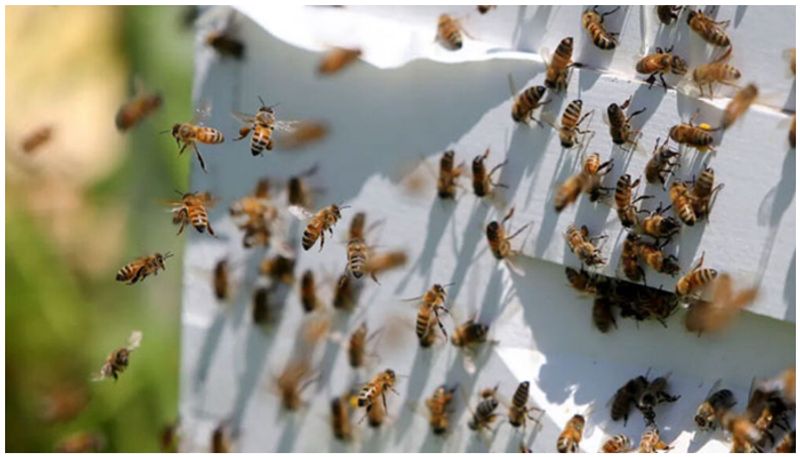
611 375 648 425
477 5 496 14
213 259 229 300
656 6 682 25
472 148 507 197
171 122 224 173
211 423 231 452
722 84 758 129
621 232 645 282
638 426 671 452
669 181 696 226
333 274 356 311
205 30 245 59
358 369 397 414
116 92 162 131
116 252 173 284
437 150 464 199
170 191 216 236
636 46 688 90
693 47 741 98
554 153 613 212
437 14 465 50
790 115 796 149
349 211 367 240
675 253 717 297
55 431 106 452
546 37 575 92
554 172 588 212
415 284 450 347
695 388 737 431
641 203 680 240
300 270 320 313
690 166 724 221
252 287 271 325
512 85 548 124
615 174 649 228
565 224 606 266
468 386 500 431
347 322 370 368
645 138 680 187
670 121 715 152
318 47 362 75
95 331 142 381
366 395 387 428
276 359 315 411
451 319 489 348
486 207 529 260
684 273 758 335
601 434 634 453
260 255 296 285
557 414 586 452
687 9 731 47
582 6 620 50
607 97 646 149
290 204 344 251
277 121 329 150
20 125 54 154
508 381 543 430
557 99 592 148
234 100 278 156
565 267 599 294
330 394 353 441
426 384 457 434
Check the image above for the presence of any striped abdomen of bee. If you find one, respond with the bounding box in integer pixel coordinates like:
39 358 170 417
641 203 680 239
722 84 758 129
593 293 617 333
636 47 688 90
638 426 670 452
512 85 548 124
508 381 543 428
116 252 171 284
416 303 447 347
437 14 464 50
300 270 319 313
347 323 368 368
346 238 369 280
357 369 396 411
645 139 680 186
581 6 619 50
213 259 229 300
691 167 723 220
468 395 499 431
565 225 605 266
621 232 644 282
437 150 463 199
330 396 353 441
675 255 717 296
607 99 646 147
471 149 507 197
194 126 225 145
249 122 275 156
426 385 456 435
669 182 696 226
558 99 592 148
546 37 574 92
602 434 633 453
692 47 740 98
669 123 715 151
348 212 366 241
615 174 649 228
557 414 585 453
302 205 343 251
451 319 489 348
686 9 731 47
115 93 162 131
554 172 588 212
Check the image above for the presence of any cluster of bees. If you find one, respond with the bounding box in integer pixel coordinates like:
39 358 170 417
42 5 794 453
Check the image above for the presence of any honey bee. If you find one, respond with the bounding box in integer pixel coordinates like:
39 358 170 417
55 431 106 452
159 418 180 452
582 6 620 50
260 255 296 285
471 148 507 198
276 121 329 150
638 425 671 453
317 47 362 75
287 164 318 209
363 251 408 280
367 394 387 428
289 204 347 251
211 422 232 452
333 274 357 311
610 374 649 425
486 207 530 260
668 181 696 226
551 99 593 149
358 368 398 415
510 83 549 125
690 166 724 221
213 259 229 300
640 202 680 240
169 105 225 173
636 373 681 425
507 381 544 431
554 153 613 212
344 237 372 281
725 414 761 453
276 359 316 411
670 117 716 152
621 232 645 282
684 273 758 335
233 97 294 156
601 434 634 453
300 270 321 313
565 267 599 295
565 224 606 266
347 322 381 369
477 5 496 14
426 384 457 435
252 287 272 325
413 284 451 347
686 9 731 47
695 388 737 431
468 385 501 432
776 431 796 453
636 46 688 90
115 84 162 131
790 115 796 149
20 125 54 154
205 28 245 59
692 46 741 98
437 150 465 199
545 37 576 92
615 174 650 228
722 83 758 129
637 239 681 277
645 138 680 187
557 414 586 453
450 318 490 349
437 14 467 50
635 287 680 326
168 191 217 236
606 97 646 149
675 252 717 297
656 6 683 25
330 393 354 441
116 252 173 284
93 330 143 381
554 173 587 212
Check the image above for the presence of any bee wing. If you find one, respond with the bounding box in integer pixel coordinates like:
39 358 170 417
274 119 303 133
193 100 213 125
710 273 733 307
231 111 255 125
127 330 143 350
462 350 478 375
729 286 758 311
288 205 315 220
539 110 559 131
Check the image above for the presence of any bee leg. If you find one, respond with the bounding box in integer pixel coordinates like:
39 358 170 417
507 223 531 241
659 73 669 92
178 143 188 155
629 107 647 119
381 391 388 413
192 144 208 173
177 220 186 236
319 231 325 252
266 139 273 151
207 222 216 237
645 73 657 89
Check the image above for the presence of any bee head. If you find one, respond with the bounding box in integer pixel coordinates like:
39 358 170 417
662 216 681 233
384 368 396 381
520 380 530 389
573 414 586 430
686 9 697 24
625 231 641 243
694 413 708 429
562 36 573 47
607 103 621 117
486 221 500 237
671 55 688 75
170 124 181 137
533 85 547 99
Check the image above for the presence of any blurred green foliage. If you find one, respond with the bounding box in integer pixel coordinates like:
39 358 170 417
7 6 196 451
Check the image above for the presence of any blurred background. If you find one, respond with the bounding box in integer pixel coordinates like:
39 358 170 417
7 6 196 451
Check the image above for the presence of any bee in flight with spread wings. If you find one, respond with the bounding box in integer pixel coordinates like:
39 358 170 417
233 97 302 156
166 102 224 173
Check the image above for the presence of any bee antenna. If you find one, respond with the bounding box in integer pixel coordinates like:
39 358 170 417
442 282 456 288
159 128 171 135
164 251 174 259
338 205 351 210
258 96 266 107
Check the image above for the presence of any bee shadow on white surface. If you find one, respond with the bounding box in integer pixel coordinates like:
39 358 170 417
392 345 439 444
783 251 795 321
534 150 582 258
191 313 227 395
395 199 456 294
511 5 555 53
444 201 491 303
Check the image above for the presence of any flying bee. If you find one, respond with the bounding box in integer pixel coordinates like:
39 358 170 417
233 97 299 156
510 83 549 125
477 5 496 14
426 384 457 435
468 385 501 432
211 422 232 453
437 150 465 199
364 251 408 280
684 273 758 335
347 322 381 369
507 381 544 432
692 46 741 98
300 270 321 313
554 172 587 212
205 30 244 59
213 259 229 300
55 432 106 453
601 434 634 453
552 99 594 149
358 368 398 415
450 318 490 349
557 414 586 453
486 207 530 260
565 224 606 266
690 166 724 221
260 255 296 285
640 202 680 240
20 125 54 154
471 148 507 198
695 388 737 431
610 374 649 425
366 394 387 428
93 330 143 381
287 164 319 209
289 204 347 251
722 83 758 130
168 104 224 173
621 232 645 282
276 359 316 411
317 47 362 75
159 418 180 452
555 153 614 211
252 287 272 325
565 267 599 295
637 373 681 425
656 6 683 25
645 137 680 187
669 181 696 226
636 46 688 90
115 82 162 131
437 14 468 50
615 174 650 228
606 97 646 150
638 425 671 452
330 393 354 441
413 284 451 347
333 274 357 311
345 237 373 282
582 6 620 50
686 9 731 47
276 120 329 150
116 252 173 284
675 252 717 297
545 37 576 92
167 191 217 236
